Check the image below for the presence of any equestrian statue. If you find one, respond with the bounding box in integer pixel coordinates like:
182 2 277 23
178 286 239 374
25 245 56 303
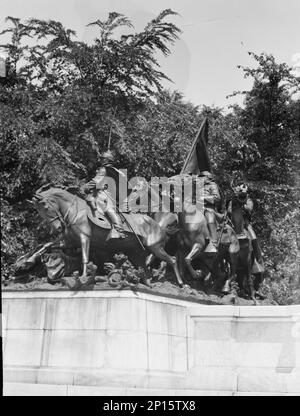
21 117 265 303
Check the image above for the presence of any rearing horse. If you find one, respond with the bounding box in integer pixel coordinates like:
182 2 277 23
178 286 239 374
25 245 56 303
33 187 184 287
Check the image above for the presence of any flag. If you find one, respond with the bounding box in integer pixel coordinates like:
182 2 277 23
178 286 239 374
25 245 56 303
181 117 211 175
0 56 6 77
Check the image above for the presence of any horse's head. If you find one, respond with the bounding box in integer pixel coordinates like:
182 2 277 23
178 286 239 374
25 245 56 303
32 192 63 234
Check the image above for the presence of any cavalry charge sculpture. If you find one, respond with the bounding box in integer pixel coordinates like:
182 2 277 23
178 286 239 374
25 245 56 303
16 118 265 303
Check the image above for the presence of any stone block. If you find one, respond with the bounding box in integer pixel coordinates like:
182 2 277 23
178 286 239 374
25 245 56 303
146 301 168 334
170 335 188 372
237 368 289 393
105 329 148 370
37 368 75 385
174 389 233 396
4 382 68 396
4 367 38 384
106 298 147 331
146 301 187 336
6 298 46 329
166 304 187 337
43 329 105 368
189 305 237 318
193 318 233 340
4 329 43 366
238 306 288 317
125 387 176 396
67 385 126 396
236 342 295 369
45 298 108 330
184 367 238 392
2 298 9 329
193 339 235 367
234 320 292 343
74 369 149 388
286 370 300 393
148 333 170 371
147 372 186 390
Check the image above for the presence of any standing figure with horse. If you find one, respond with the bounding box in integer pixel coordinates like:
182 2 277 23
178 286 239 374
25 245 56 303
150 173 240 290
224 181 265 302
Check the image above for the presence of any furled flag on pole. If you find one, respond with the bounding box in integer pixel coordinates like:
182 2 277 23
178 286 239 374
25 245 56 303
181 117 211 175
0 55 6 77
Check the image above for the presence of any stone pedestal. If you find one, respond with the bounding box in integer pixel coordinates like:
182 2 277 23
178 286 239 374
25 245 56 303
2 290 300 395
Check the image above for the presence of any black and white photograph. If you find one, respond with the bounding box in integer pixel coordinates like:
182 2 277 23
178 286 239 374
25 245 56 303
1 0 300 398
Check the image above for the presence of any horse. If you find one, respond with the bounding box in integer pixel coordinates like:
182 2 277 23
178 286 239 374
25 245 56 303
149 200 240 293
32 187 184 288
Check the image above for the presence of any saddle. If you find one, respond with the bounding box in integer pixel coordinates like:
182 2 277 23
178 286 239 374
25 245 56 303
86 207 111 230
86 205 147 239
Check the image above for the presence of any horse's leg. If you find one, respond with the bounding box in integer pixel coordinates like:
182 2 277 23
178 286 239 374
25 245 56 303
254 273 266 299
142 266 153 287
145 253 166 281
222 233 240 294
145 253 155 268
238 240 257 304
221 250 238 294
177 249 186 282
150 244 184 287
127 250 152 287
247 253 257 305
80 232 90 278
184 243 203 281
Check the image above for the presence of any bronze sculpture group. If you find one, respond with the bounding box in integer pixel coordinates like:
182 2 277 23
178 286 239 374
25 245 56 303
27 131 265 304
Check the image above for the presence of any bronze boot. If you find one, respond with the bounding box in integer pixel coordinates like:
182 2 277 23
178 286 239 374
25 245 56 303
205 223 218 253
106 226 125 240
105 211 126 240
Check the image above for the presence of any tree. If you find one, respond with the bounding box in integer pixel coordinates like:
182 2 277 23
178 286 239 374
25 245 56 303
228 52 300 296
0 10 181 201
232 52 300 183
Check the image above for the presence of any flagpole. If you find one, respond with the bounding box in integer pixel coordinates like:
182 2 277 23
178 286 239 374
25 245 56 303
108 106 117 150
181 117 207 174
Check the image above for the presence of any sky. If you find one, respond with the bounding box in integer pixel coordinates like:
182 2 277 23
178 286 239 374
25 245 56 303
1 0 300 109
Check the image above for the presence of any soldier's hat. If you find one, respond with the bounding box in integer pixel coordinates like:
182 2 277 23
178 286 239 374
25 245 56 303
234 183 249 195
100 149 115 163
199 171 213 180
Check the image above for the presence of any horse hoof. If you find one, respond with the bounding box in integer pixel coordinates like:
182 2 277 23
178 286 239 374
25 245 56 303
179 282 189 289
222 282 230 294
141 279 152 288
255 291 266 300
63 276 81 290
79 274 94 287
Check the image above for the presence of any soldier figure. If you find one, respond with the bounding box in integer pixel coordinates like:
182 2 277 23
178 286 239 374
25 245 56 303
229 183 264 271
83 150 125 240
199 171 222 253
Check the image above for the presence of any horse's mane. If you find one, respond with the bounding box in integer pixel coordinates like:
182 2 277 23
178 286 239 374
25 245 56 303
36 186 84 203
